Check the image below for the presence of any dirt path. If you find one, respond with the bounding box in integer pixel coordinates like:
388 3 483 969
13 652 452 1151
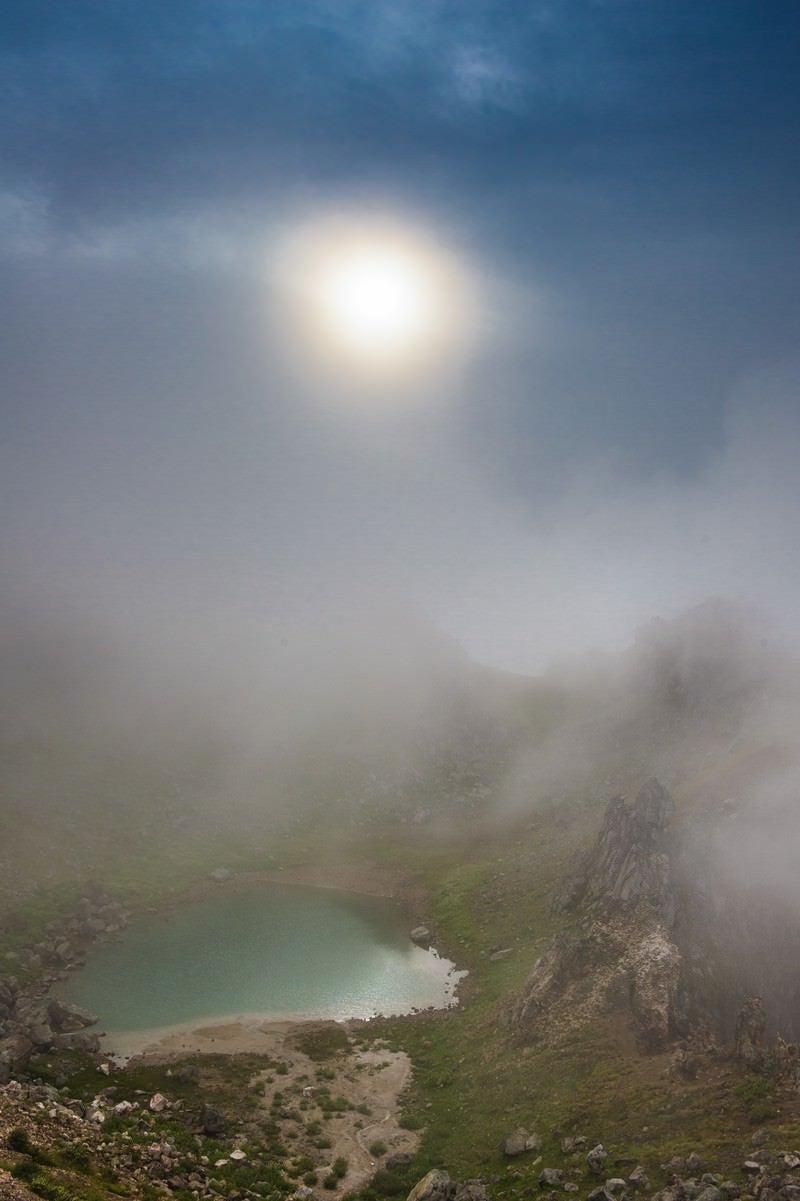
127 1019 420 1193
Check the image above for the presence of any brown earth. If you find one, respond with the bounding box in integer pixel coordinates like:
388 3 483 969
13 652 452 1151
127 1018 420 1193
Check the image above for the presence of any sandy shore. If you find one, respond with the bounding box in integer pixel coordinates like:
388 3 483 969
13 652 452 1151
111 1015 317 1063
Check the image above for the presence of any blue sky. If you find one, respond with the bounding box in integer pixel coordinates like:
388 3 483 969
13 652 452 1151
2 1 799 671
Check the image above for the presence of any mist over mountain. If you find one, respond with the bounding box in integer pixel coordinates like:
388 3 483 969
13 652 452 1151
3 593 797 913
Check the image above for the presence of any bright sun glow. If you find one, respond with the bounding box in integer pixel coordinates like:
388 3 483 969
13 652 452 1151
277 215 473 380
318 247 433 356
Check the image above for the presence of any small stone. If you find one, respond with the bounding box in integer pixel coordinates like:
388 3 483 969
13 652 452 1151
629 1167 649 1192
562 1137 588 1154
539 1168 565 1187
230 1149 247 1161
588 1145 609 1175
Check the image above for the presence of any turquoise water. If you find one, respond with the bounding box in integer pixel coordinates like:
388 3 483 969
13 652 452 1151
61 884 462 1039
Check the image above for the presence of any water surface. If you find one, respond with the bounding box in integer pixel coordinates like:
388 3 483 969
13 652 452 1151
62 883 462 1044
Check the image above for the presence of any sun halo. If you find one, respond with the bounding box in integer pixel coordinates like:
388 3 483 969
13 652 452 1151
278 217 472 381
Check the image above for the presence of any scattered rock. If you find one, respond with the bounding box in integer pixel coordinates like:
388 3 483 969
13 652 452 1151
562 1136 589 1154
407 1169 455 1201
454 1182 490 1201
46 998 97 1032
695 1187 723 1201
503 1128 541 1157
629 1166 650 1191
588 1145 609 1174
539 1167 565 1187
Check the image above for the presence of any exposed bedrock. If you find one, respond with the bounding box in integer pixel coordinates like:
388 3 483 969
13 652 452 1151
512 777 800 1052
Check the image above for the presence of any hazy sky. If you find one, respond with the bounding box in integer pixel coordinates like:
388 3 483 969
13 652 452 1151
2 1 799 672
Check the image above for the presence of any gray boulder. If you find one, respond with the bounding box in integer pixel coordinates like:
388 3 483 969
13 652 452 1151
628 1167 650 1191
407 1169 454 1201
562 1137 588 1154
695 1189 723 1201
47 998 98 1032
588 1145 609 1175
503 1128 541 1156
454 1183 490 1201
51 1030 101 1053
539 1168 565 1188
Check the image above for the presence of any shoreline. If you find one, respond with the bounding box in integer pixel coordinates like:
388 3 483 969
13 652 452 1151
102 958 467 1063
149 862 428 924
109 1015 322 1064
63 869 464 1063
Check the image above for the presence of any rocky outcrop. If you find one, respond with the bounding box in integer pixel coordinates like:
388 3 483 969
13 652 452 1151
551 779 675 919
735 997 766 1070
0 975 100 1078
0 888 124 1076
514 773 800 1056
407 1169 455 1201
513 780 685 1051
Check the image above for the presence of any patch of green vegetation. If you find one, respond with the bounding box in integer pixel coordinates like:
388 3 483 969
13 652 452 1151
12 1164 109 1201
368 1140 387 1157
7 1127 34 1155
735 1074 779 1124
362 1168 409 1197
54 1142 93 1174
294 1023 350 1061
317 1087 354 1114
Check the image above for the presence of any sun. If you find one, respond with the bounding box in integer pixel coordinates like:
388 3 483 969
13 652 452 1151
277 215 473 380
317 245 433 358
